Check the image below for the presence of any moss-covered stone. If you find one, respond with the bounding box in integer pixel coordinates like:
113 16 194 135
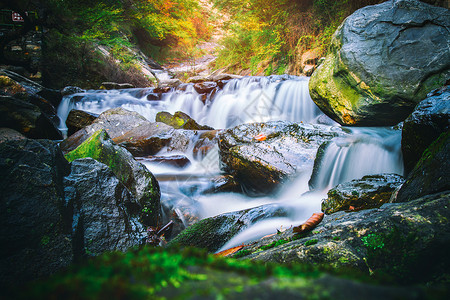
156 111 213 130
309 0 450 126
65 129 160 226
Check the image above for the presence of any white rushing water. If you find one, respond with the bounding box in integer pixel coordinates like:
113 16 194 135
57 76 322 134
57 75 404 251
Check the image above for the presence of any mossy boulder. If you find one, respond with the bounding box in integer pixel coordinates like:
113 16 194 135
309 0 450 126
167 204 289 252
401 86 450 175
65 109 98 136
396 131 450 203
322 174 404 214
218 121 344 195
64 129 161 226
156 111 213 130
239 191 450 285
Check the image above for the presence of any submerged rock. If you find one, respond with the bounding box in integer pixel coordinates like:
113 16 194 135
396 131 450 203
309 0 450 126
64 129 161 226
136 155 191 168
219 121 343 195
401 86 450 175
167 204 290 252
322 174 404 214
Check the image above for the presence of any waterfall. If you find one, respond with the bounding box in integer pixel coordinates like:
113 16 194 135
56 75 405 251
310 127 404 191
56 75 323 132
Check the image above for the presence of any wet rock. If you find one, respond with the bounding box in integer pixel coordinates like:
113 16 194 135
239 191 450 284
0 139 72 288
0 127 26 143
166 129 197 153
64 129 161 226
66 109 98 136
194 81 217 94
112 122 173 156
60 107 150 153
61 86 85 96
159 79 182 88
100 82 134 89
0 96 62 140
153 86 171 94
167 204 290 252
203 175 243 194
136 155 191 168
309 0 450 126
219 121 343 195
401 86 450 175
322 174 404 214
186 75 208 83
396 131 450 203
64 158 146 257
156 111 214 130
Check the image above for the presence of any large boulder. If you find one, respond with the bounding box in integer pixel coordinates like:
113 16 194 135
401 86 449 175
60 107 162 153
167 204 290 252
236 191 450 284
0 139 147 288
0 139 71 288
65 109 98 136
64 158 146 257
396 131 450 203
219 121 344 195
64 129 161 226
309 0 450 126
322 174 404 214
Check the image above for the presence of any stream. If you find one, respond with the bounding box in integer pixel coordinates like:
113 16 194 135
57 75 404 252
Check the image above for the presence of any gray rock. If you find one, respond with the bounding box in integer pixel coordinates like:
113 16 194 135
64 129 161 226
219 121 344 195
401 86 450 175
64 158 146 257
0 139 71 288
322 174 404 214
309 0 450 126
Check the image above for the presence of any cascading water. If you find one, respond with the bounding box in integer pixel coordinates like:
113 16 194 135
56 75 405 251
57 75 322 134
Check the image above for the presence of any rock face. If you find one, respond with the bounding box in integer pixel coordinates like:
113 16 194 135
64 158 146 257
237 191 450 284
401 86 450 175
309 0 450 126
167 204 290 252
64 129 161 226
322 174 404 214
0 139 147 288
396 131 450 203
0 139 72 288
219 121 343 195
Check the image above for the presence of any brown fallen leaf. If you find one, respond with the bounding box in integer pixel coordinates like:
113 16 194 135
293 212 324 234
214 245 244 257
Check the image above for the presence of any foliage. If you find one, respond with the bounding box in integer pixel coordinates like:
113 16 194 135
212 0 387 75
15 246 326 299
